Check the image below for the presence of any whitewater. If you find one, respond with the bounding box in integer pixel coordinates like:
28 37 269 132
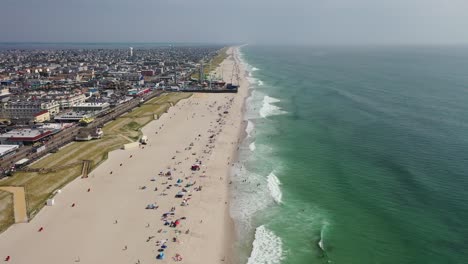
231 47 287 264
259 95 286 118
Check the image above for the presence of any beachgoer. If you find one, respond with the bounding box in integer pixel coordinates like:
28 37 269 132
5 256 10 261
38 227 44 232
87 188 91 192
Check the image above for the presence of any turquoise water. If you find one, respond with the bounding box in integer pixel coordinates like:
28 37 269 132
232 46 468 264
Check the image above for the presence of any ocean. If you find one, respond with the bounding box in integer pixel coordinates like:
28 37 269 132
232 45 468 264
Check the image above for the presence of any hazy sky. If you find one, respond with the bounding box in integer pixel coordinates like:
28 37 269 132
1 0 468 45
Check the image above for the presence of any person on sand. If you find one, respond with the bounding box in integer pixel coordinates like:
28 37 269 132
87 188 91 192
71 203 76 207
38 227 44 232
4 256 10 261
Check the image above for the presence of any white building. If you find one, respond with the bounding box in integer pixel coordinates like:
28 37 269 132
72 102 110 112
57 94 86 109
0 100 60 121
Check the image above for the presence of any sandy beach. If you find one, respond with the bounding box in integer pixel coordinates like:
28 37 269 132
0 46 249 264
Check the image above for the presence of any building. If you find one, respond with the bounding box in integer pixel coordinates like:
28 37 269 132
0 88 11 102
54 111 92 122
127 88 151 97
0 145 19 158
34 110 50 123
0 100 60 122
57 93 87 109
122 73 142 82
72 102 110 112
0 128 54 144
141 70 155 77
75 127 103 141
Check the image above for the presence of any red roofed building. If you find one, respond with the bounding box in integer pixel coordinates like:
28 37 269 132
0 129 53 144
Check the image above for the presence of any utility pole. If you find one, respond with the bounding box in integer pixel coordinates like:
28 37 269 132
209 60 212 90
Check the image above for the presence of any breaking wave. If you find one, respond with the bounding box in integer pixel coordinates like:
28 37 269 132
249 142 256 151
252 67 260 71
247 77 258 84
318 221 329 252
246 120 255 137
247 225 283 264
259 96 286 118
229 166 272 234
258 80 264 86
267 172 282 204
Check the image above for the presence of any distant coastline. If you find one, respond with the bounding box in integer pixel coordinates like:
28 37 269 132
0 42 236 50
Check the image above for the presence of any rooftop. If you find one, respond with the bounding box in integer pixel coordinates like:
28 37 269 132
0 144 19 156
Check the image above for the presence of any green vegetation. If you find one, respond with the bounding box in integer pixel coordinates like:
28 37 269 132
0 92 192 233
192 47 229 79
0 191 14 233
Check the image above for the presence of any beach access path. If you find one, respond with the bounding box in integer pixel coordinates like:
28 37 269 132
0 47 249 264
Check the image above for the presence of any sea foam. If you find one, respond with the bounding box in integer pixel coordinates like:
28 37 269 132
247 225 283 264
260 96 286 118
249 142 256 151
318 221 330 251
258 80 264 86
247 76 258 84
246 120 255 137
267 172 282 204
229 167 271 233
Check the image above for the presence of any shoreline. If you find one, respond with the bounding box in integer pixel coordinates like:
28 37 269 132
0 46 249 264
218 46 251 264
